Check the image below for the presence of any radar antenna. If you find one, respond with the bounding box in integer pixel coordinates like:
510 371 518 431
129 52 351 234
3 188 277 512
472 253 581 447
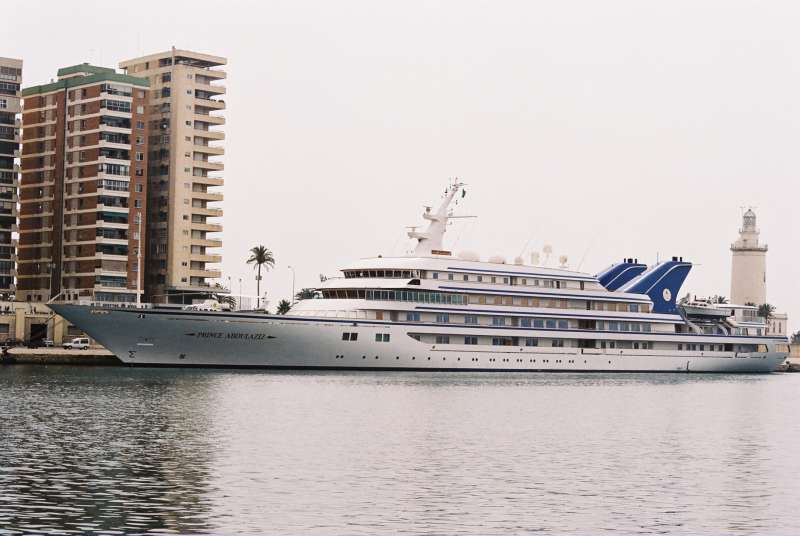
407 178 475 256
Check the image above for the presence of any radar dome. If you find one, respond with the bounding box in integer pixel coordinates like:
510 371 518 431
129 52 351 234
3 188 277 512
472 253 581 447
458 251 480 262
513 256 524 265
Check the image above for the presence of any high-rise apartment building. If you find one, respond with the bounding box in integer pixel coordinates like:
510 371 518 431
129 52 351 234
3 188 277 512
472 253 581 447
119 48 225 304
18 64 150 303
0 57 22 298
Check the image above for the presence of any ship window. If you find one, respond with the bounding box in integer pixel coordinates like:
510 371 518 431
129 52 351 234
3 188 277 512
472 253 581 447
432 272 439 279
629 304 639 313
410 334 420 341
383 334 390 342
464 336 478 345
464 315 478 325
503 277 509 284
534 319 544 328
342 332 350 341
678 343 683 350
521 278 527 285
435 335 450 344
551 339 564 347
492 317 505 326
545 319 556 329
448 273 454 280
406 312 420 322
557 320 568 329
477 275 483 282
521 318 531 327
699 344 705 351
643 324 652 332
436 313 449 323
350 333 358 341
633 342 640 349
525 337 538 347
463 274 469 281
491 276 496 283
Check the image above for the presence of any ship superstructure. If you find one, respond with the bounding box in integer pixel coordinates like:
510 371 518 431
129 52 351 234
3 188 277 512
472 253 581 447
50 182 789 372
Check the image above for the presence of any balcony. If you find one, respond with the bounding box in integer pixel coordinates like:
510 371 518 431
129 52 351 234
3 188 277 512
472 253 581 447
190 206 223 217
190 222 222 233
191 190 223 202
193 144 224 156
195 129 224 141
194 113 225 126
192 160 223 171
190 237 222 248
192 176 224 187
190 253 222 263
190 268 222 279
195 99 226 110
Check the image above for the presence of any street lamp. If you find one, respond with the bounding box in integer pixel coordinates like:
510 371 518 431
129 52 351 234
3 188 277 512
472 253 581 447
288 265 296 305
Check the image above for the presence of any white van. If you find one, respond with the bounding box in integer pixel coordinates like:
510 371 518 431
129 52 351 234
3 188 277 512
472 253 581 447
63 337 90 350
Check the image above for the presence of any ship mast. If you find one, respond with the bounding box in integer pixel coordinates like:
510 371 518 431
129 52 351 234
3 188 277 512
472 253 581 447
408 180 470 256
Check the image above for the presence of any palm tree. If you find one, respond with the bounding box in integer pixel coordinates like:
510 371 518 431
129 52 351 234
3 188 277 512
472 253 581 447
713 295 728 304
757 303 776 322
295 288 318 301
246 245 275 309
277 299 291 315
211 282 236 310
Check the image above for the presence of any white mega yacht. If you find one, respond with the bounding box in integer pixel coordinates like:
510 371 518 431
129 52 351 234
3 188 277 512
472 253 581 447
50 182 789 372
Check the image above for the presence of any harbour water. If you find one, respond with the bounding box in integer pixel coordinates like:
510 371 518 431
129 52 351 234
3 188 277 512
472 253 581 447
1 365 799 535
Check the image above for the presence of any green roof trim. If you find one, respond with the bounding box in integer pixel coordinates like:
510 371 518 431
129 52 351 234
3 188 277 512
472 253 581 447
22 71 149 97
56 63 115 77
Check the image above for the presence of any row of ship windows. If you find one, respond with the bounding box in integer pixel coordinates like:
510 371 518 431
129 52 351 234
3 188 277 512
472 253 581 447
324 288 647 313
342 269 581 290
333 355 589 364
404 312 653 332
342 332 763 353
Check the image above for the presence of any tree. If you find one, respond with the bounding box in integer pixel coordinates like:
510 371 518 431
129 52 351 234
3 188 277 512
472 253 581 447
713 295 728 304
246 245 275 309
295 288 318 301
211 282 236 310
757 303 776 321
277 299 291 315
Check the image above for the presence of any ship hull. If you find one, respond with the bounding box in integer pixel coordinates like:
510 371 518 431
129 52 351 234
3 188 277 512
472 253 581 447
49 304 786 373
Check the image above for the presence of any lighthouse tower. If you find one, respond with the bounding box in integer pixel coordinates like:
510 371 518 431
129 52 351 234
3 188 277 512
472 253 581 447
730 209 767 305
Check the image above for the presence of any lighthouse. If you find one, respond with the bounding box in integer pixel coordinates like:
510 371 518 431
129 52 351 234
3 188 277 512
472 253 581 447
730 209 767 305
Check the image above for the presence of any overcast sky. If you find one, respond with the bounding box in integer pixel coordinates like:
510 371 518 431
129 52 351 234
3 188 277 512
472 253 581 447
7 0 799 330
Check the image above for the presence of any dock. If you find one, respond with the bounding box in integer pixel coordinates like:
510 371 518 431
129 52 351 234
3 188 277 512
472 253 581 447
1 347 121 366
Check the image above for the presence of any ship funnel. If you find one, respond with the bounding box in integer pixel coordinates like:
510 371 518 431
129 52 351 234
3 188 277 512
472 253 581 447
618 259 693 314
596 258 647 291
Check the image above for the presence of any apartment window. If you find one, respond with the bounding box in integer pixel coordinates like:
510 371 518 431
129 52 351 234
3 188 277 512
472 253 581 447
136 105 144 114
136 136 144 145
464 336 478 345
135 168 144 177
435 335 450 344
135 184 143 193
136 121 145 129
185 121 191 126
136 152 144 161
134 199 142 208
0 98 6 109
161 73 172 83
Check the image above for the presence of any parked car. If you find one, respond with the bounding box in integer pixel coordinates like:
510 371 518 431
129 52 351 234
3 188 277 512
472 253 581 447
27 338 54 349
63 337 90 350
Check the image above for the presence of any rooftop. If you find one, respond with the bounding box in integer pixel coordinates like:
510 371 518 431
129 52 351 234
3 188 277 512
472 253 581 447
119 48 227 70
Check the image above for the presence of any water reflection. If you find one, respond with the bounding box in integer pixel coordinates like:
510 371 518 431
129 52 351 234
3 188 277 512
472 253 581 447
1 366 799 534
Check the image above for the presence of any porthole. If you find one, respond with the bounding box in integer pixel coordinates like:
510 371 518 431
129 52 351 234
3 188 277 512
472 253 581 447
396 356 399 360
427 357 431 360
362 356 366 359
375 356 379 359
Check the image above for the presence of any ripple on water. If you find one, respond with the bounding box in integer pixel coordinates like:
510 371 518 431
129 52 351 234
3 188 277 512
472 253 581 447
1 366 800 534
